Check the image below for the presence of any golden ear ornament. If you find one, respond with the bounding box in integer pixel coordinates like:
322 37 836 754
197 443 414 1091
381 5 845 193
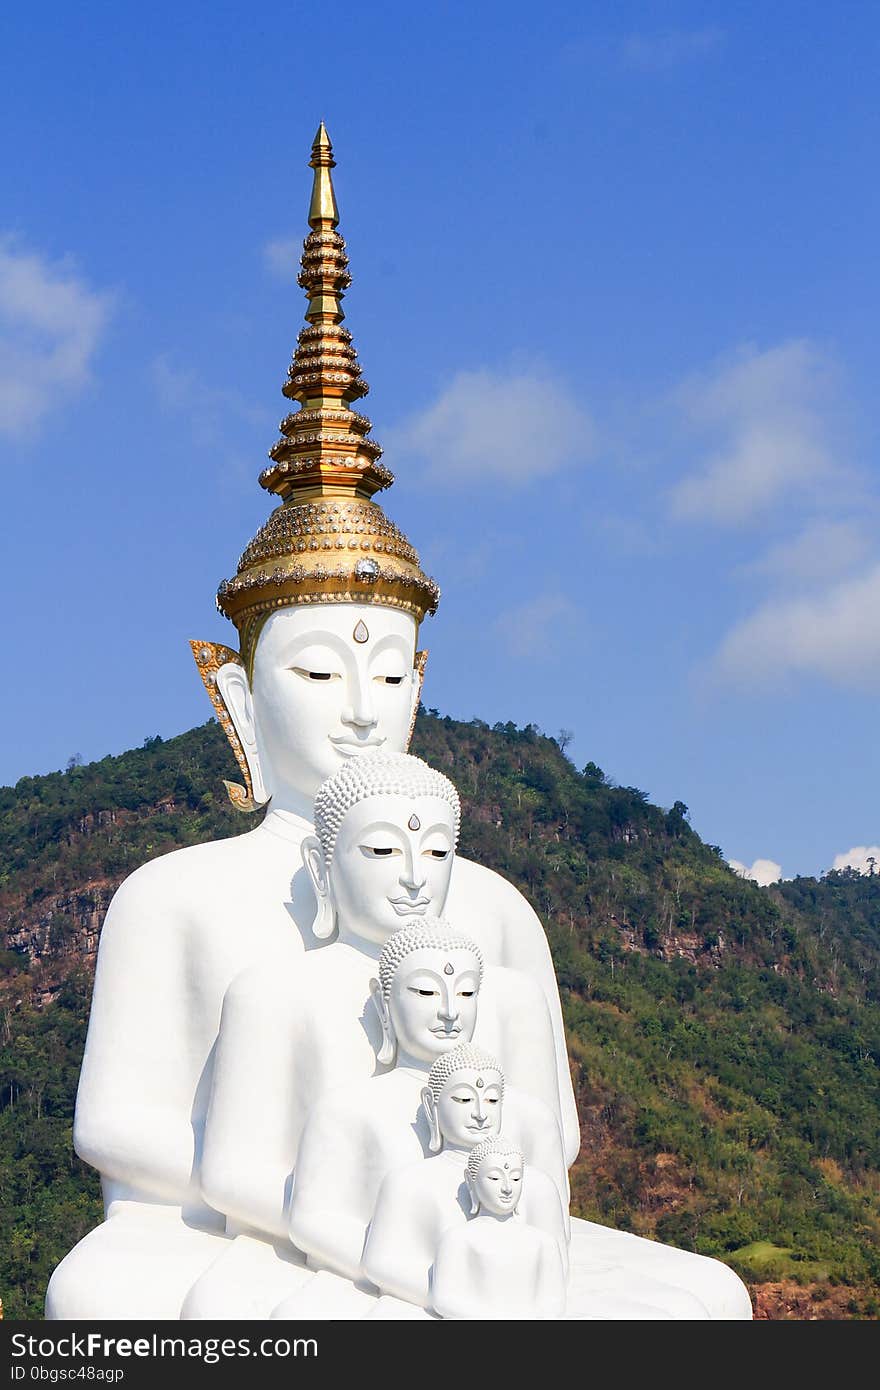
189 639 262 813
407 649 428 751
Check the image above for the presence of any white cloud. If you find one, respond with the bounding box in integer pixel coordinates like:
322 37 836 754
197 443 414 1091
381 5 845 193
151 354 266 435
712 561 880 690
669 341 842 525
622 28 725 71
740 520 872 588
388 367 595 486
494 594 577 659
0 240 114 436
263 237 301 281
729 857 782 887
831 845 880 875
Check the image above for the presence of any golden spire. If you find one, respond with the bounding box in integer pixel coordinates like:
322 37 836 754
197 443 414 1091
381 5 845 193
308 122 339 229
257 122 390 504
214 127 438 669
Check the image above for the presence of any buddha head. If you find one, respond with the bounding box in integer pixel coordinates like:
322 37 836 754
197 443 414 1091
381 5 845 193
421 1044 505 1154
191 128 438 817
465 1137 524 1218
301 751 460 943
369 922 483 1068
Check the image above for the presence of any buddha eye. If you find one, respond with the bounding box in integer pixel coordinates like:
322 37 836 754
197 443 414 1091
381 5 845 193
408 986 437 997
457 989 475 998
486 1096 499 1104
360 845 400 858
375 674 405 685
423 849 449 860
292 667 341 682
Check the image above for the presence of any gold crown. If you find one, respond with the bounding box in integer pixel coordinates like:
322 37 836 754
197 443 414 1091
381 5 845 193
215 123 439 672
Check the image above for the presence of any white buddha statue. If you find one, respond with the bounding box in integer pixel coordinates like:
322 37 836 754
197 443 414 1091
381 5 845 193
46 126 751 1322
196 752 461 1246
360 1044 568 1311
273 924 484 1304
430 1138 567 1321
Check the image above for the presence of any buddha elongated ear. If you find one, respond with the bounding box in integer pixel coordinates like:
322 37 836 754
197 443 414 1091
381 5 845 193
215 660 270 807
301 835 335 941
190 641 268 812
421 1085 442 1154
406 650 429 752
465 1172 480 1216
369 979 396 1066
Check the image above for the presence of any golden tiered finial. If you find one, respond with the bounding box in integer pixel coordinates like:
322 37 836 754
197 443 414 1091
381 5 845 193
256 123 391 505
212 127 438 677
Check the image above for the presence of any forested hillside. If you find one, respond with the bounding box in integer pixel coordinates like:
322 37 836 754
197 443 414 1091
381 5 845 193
1 712 878 1318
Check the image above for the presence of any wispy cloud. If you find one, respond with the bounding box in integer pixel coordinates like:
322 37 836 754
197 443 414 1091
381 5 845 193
621 28 725 72
388 366 595 487
738 520 872 589
263 236 301 281
494 593 577 659
729 857 782 887
0 239 114 437
711 561 880 691
669 340 843 525
831 845 880 875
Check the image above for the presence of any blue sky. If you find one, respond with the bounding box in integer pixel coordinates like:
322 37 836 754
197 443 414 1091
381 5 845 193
2 0 878 880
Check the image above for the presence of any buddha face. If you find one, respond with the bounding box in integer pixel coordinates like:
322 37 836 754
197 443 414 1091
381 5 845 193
387 947 480 1065
472 1151 524 1217
327 793 456 944
434 1067 504 1148
221 605 421 811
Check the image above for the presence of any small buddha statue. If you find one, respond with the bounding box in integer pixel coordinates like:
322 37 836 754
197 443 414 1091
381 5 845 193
430 1137 567 1320
360 1044 568 1311
282 923 486 1289
198 750 461 1244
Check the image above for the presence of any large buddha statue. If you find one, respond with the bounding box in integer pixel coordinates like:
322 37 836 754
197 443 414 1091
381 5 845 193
46 126 752 1321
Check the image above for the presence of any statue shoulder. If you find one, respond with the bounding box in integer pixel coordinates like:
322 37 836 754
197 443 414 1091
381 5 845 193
108 829 261 911
449 855 540 926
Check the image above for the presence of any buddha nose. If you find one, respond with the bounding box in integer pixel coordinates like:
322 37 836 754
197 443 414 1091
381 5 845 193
398 853 426 893
341 671 377 729
500 1175 513 1197
437 987 459 1024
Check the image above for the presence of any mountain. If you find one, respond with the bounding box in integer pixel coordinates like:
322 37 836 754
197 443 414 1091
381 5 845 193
1 712 878 1319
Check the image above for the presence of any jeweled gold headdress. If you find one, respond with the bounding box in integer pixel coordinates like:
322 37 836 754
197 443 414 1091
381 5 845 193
217 123 438 669
193 125 437 808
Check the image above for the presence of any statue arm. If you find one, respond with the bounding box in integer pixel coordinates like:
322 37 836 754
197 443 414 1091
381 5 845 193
288 1102 369 1281
361 1172 431 1308
201 964 308 1241
536 1237 568 1320
484 867 580 1166
429 1231 474 1320
73 870 201 1204
525 1173 570 1279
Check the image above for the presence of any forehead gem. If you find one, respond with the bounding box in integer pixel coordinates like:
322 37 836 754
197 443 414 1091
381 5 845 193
353 620 369 644
443 962 454 975
476 1076 484 1088
408 813 421 830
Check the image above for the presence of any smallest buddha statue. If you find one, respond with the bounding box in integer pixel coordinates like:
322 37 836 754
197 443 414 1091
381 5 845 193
430 1137 567 1321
